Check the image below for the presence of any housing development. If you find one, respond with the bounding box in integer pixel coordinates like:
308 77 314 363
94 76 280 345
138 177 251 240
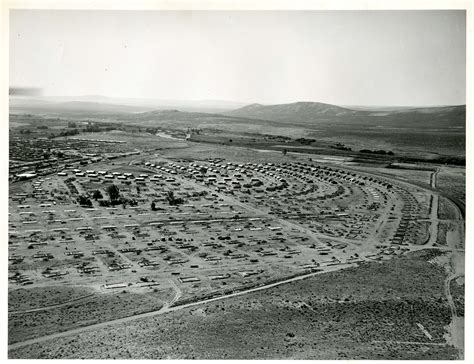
7 8 466 361
8 117 465 359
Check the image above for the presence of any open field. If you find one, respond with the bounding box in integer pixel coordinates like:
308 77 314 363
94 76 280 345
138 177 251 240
374 166 434 186
436 170 465 203
438 197 460 220
310 127 464 159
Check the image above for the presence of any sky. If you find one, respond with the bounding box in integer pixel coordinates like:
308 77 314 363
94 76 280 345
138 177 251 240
9 10 466 106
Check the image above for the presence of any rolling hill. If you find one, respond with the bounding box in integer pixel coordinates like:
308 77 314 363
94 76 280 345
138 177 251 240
226 102 365 122
10 96 465 130
9 99 154 115
9 96 247 114
9 97 466 158
113 109 281 131
224 102 466 129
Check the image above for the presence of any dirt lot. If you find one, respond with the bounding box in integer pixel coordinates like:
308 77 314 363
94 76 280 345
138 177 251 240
9 250 457 359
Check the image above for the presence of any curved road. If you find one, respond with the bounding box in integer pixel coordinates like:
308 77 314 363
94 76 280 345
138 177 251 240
444 273 459 318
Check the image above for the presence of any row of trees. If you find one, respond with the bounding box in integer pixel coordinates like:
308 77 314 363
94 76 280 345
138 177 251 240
79 184 185 210
77 185 121 207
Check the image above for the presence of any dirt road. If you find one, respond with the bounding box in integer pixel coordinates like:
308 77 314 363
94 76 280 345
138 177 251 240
8 293 95 315
444 274 459 317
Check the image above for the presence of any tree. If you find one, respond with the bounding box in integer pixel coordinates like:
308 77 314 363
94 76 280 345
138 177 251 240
98 199 111 207
77 195 92 207
166 190 175 202
92 190 103 200
166 191 184 206
107 184 120 202
151 201 156 211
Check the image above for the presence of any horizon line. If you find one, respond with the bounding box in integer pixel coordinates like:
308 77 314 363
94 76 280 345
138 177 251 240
8 94 466 109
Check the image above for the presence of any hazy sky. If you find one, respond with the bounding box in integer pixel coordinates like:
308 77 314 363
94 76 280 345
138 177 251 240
10 10 466 106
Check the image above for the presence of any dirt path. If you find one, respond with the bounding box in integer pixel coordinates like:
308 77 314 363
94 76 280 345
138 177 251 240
8 293 95 315
371 340 447 347
416 322 433 341
166 278 182 307
426 194 439 247
430 168 439 189
8 263 353 351
444 274 458 317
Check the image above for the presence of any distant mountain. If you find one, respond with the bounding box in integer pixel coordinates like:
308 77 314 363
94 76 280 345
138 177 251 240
9 96 465 131
9 99 153 115
225 101 364 123
119 109 224 122
343 104 465 112
225 101 466 129
9 96 248 114
47 101 153 113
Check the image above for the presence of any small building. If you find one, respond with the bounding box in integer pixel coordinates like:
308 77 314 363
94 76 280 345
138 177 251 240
104 283 128 289
178 276 200 283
